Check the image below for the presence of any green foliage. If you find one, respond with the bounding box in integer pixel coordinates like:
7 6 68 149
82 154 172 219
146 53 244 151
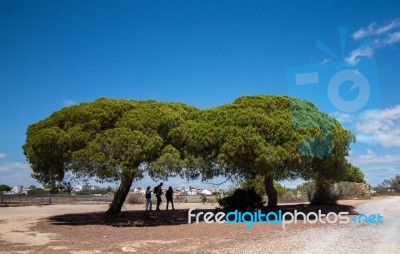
274 182 288 198
23 98 198 188
390 175 400 192
172 95 353 185
73 127 163 181
311 182 340 205
342 163 365 183
240 176 266 195
375 175 400 193
240 176 288 197
0 184 11 192
27 188 50 195
280 190 298 202
295 181 340 205
23 95 354 211
294 182 316 201
218 187 265 212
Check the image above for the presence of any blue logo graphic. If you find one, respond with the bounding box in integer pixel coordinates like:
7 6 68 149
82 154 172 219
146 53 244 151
188 208 384 229
352 213 384 224
287 27 380 156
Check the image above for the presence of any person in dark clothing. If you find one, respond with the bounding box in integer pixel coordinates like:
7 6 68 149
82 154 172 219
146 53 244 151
165 186 175 210
155 182 163 211
145 186 152 211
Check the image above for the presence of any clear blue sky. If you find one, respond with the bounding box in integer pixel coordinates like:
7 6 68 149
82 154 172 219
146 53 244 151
1 0 399 189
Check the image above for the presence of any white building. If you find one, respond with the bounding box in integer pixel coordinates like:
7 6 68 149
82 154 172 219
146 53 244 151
201 189 212 195
4 185 24 195
72 184 98 192
132 188 145 194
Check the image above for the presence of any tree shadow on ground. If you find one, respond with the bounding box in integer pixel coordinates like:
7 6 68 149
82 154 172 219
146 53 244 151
47 203 358 228
47 208 214 227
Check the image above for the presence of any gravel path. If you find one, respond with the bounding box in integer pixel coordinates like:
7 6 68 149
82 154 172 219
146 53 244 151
227 196 400 254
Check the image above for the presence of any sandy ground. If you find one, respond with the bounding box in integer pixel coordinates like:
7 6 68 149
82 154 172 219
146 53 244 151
0 197 398 253
0 204 110 247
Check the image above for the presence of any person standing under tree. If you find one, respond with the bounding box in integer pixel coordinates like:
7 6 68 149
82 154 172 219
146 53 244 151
145 186 152 211
165 186 175 210
155 182 163 211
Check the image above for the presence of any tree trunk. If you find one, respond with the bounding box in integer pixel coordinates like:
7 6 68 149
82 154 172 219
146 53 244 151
264 176 278 208
106 173 135 215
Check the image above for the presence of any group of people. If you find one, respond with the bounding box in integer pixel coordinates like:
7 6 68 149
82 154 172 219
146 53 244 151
145 182 174 211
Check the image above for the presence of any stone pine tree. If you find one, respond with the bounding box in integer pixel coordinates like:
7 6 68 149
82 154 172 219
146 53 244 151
23 98 198 215
170 95 354 207
23 95 355 213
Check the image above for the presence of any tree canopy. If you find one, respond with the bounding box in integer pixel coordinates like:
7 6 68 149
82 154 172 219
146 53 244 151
0 184 11 192
170 95 354 206
342 162 365 183
23 98 198 214
24 95 357 213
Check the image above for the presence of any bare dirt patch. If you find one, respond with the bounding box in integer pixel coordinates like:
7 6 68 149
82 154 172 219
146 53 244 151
0 201 359 253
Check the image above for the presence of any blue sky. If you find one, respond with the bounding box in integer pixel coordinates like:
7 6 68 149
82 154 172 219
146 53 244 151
0 0 399 189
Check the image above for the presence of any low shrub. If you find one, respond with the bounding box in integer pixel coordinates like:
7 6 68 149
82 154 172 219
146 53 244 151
297 181 370 204
127 193 145 204
218 187 264 212
280 190 300 203
311 183 340 205
336 182 370 199
27 188 50 195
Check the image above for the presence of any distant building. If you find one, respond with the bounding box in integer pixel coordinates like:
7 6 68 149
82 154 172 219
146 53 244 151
4 185 24 195
201 189 212 195
132 188 145 194
72 184 99 192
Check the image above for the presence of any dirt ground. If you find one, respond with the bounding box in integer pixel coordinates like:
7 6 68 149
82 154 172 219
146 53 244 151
0 197 397 254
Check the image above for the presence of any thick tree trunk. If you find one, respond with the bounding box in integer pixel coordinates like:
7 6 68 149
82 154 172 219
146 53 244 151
264 176 278 208
106 173 135 215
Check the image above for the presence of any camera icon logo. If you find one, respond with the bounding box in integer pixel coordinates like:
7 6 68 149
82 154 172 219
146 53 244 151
287 27 380 156
327 69 370 113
